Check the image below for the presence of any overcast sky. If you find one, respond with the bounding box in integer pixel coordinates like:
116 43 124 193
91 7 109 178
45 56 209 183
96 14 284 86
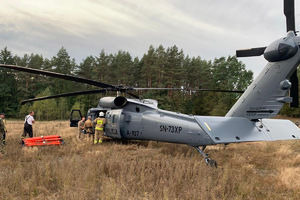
1 0 299 77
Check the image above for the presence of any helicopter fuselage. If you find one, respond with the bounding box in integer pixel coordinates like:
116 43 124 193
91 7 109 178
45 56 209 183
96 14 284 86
104 100 214 147
100 96 300 148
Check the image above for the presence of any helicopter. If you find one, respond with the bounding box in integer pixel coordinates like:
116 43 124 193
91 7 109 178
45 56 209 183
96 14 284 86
1 0 300 168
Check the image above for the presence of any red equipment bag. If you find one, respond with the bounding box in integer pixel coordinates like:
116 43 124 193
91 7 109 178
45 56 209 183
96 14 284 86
22 135 64 147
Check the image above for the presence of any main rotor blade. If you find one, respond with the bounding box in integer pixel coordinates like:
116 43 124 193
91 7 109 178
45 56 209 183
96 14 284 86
194 89 244 93
0 64 115 89
21 89 107 105
289 70 299 107
284 0 296 33
125 91 140 99
133 88 183 91
236 47 267 57
133 88 244 93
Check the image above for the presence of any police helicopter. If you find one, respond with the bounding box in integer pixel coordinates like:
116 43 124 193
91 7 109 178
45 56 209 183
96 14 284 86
1 0 300 168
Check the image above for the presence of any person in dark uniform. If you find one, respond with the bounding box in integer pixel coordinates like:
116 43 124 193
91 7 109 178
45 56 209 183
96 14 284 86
22 111 35 139
0 113 6 146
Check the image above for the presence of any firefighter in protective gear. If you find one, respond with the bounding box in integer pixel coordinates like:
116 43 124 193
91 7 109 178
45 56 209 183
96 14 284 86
84 116 94 140
93 112 106 144
0 113 6 146
78 117 85 139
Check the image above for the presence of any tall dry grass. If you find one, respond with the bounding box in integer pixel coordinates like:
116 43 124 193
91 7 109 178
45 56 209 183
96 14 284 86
0 120 300 199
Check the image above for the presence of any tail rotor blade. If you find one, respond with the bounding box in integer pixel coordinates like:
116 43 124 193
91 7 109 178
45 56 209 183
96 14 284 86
236 47 267 57
285 0 298 107
284 0 296 33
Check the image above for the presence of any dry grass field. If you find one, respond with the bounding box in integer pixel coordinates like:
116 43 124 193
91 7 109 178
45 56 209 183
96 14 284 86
1 119 300 199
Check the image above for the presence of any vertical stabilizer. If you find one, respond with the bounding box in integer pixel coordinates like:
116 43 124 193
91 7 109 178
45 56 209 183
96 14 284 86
226 32 300 120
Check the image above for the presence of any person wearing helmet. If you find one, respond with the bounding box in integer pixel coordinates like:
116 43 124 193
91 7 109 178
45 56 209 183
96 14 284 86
93 112 106 144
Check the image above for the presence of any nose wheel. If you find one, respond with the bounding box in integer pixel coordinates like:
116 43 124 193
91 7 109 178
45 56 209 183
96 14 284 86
195 146 217 168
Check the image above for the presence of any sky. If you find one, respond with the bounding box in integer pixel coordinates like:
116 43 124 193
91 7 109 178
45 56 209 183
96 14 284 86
0 0 299 77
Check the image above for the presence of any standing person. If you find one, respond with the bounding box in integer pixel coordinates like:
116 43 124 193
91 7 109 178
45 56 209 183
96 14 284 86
84 116 94 141
93 112 106 144
0 113 6 146
78 117 85 139
22 111 35 139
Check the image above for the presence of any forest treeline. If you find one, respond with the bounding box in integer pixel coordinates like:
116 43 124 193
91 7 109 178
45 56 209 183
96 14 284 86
0 45 294 120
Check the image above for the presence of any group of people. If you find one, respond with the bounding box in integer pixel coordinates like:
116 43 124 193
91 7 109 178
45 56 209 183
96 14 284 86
78 112 106 144
0 111 35 146
0 110 106 145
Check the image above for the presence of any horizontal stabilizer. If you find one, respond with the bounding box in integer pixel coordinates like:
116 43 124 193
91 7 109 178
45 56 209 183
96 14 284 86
194 116 300 144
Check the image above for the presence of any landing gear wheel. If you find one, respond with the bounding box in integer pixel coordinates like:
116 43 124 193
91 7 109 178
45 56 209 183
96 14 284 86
205 158 218 168
194 146 218 168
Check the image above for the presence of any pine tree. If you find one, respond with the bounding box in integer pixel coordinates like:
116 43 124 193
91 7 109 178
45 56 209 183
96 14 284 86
0 47 19 117
32 87 58 120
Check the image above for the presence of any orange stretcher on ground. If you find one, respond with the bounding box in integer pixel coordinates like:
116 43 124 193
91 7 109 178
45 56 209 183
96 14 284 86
22 135 64 147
